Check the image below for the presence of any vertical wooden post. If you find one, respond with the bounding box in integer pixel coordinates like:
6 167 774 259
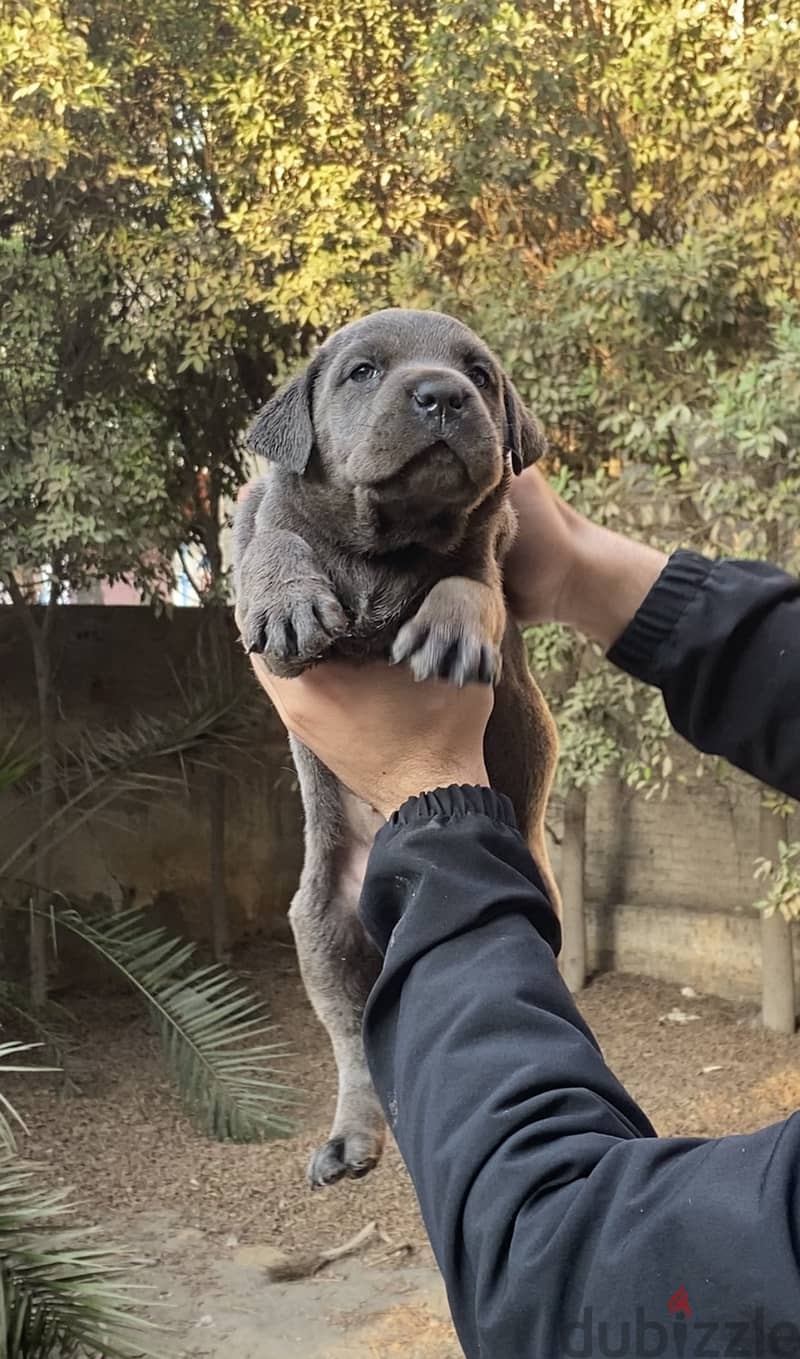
561 785 588 994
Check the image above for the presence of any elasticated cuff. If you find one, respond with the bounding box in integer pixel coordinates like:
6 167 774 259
384 784 517 837
607 549 714 685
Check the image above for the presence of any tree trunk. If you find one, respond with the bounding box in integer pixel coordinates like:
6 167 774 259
31 626 56 1008
206 596 232 963
209 767 231 962
5 571 61 1007
759 802 796 1034
560 785 588 994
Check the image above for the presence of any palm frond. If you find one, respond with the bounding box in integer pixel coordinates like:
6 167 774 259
0 1157 163 1359
35 905 296 1142
0 1041 60 1156
0 687 265 881
0 983 74 1073
0 722 38 794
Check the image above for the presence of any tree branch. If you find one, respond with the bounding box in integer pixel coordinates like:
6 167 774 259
177 546 206 603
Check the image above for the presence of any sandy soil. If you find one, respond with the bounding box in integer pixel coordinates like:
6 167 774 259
14 946 800 1356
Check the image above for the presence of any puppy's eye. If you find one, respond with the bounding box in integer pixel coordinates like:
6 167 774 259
468 365 490 389
349 363 379 383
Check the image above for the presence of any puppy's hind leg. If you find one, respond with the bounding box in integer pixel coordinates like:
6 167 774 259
289 737 385 1189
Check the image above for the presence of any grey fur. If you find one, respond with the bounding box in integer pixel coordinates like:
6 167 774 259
233 309 559 1188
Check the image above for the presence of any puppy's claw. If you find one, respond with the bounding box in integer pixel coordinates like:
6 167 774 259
479 644 498 685
244 623 267 656
314 595 349 635
395 620 502 687
391 621 427 666
242 586 348 671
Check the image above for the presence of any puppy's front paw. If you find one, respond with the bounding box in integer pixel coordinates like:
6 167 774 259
241 584 348 674
392 615 502 686
391 577 504 687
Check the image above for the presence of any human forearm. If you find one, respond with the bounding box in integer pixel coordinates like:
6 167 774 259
506 469 667 648
554 507 667 649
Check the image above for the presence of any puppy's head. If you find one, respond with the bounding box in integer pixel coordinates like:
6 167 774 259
248 309 545 550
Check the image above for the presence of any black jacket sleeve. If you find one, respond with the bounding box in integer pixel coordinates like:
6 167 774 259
358 556 800 1357
360 789 800 1359
607 550 800 799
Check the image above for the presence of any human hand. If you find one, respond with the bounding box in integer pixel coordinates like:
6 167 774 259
250 657 492 818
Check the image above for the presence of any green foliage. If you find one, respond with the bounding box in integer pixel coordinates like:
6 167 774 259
0 1041 159 1359
0 1042 57 1153
0 905 293 1355
0 988 74 1077
0 728 37 796
2 0 798 814
0 1157 163 1359
0 1133 161 1359
754 837 800 922
45 905 295 1141
1 705 297 1141
0 683 263 884
0 239 180 601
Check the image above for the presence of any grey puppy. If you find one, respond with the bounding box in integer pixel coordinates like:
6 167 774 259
233 308 559 1189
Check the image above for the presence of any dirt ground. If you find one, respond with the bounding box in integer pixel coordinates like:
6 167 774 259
17 943 800 1357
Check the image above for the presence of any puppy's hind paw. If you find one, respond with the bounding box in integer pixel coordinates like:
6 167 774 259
306 1129 383 1189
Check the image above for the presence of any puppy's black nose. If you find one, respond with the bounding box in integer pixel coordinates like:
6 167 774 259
412 376 468 421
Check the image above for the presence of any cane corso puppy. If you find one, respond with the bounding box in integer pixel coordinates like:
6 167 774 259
234 308 559 1188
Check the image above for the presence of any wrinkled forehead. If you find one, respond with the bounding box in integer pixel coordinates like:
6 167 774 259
317 309 496 372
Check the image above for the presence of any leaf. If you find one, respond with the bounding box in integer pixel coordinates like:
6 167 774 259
31 905 297 1142
0 984 74 1075
0 1042 58 1154
0 1156 163 1359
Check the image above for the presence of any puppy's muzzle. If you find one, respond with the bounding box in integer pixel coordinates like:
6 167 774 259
410 371 470 436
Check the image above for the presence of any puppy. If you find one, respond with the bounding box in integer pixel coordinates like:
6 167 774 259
234 309 559 1188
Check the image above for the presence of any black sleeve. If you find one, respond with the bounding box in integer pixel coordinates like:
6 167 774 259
608 550 800 799
359 787 800 1359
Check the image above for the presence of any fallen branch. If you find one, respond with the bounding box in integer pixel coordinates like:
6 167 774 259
370 1241 415 1266
265 1220 379 1283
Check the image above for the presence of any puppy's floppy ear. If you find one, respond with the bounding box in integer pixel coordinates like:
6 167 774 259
247 368 315 475
502 375 547 476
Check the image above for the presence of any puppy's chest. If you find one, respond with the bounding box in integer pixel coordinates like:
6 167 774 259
324 551 441 660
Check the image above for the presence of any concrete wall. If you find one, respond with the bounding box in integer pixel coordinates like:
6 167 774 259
549 780 798 1001
0 606 303 949
1 606 791 999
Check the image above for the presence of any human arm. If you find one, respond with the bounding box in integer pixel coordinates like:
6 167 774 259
249 652 800 1358
507 468 800 799
360 786 800 1358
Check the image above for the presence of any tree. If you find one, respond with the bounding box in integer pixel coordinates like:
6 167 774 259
0 251 184 1003
3 0 798 1015
2 0 448 593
